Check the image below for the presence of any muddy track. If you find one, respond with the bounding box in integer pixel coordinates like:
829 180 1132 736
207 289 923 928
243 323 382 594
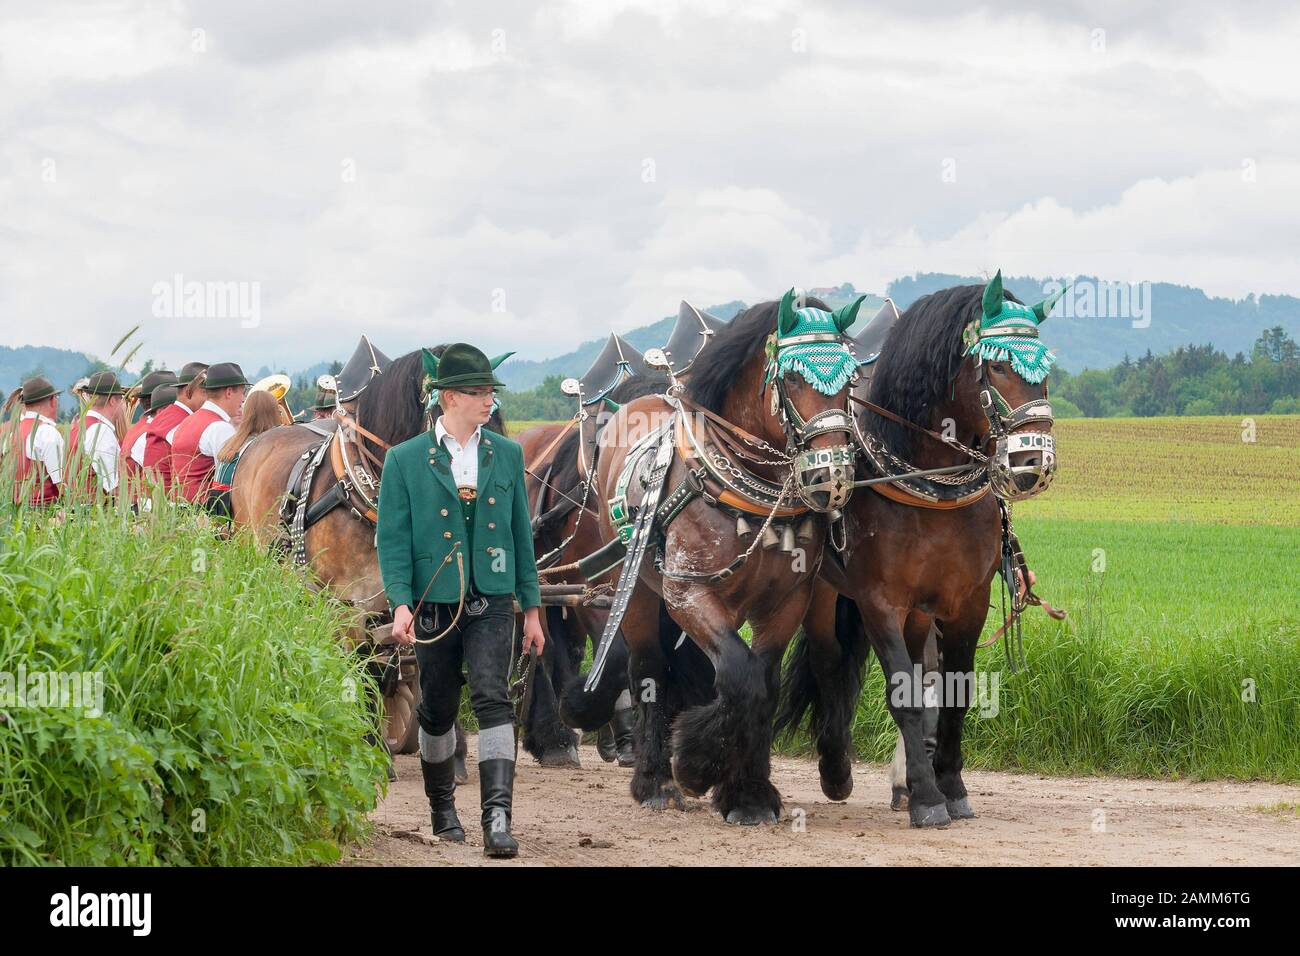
341 741 1300 867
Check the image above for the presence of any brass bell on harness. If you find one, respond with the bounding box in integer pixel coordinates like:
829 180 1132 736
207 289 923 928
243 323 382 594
735 516 754 538
760 525 781 550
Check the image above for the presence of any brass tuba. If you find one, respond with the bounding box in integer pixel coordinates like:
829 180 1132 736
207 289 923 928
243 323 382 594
250 373 295 425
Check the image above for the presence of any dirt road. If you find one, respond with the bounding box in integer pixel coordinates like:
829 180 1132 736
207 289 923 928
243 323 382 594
343 741 1300 866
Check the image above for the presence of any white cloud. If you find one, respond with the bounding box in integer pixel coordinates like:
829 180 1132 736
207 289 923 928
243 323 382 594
1 0 1297 373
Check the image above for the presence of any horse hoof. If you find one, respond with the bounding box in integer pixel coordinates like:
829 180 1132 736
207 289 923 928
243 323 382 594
820 775 853 802
725 806 779 826
909 802 951 829
640 786 686 811
946 797 976 820
538 747 581 769
890 787 909 811
454 758 468 784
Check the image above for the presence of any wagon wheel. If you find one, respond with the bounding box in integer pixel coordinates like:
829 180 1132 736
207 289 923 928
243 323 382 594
382 667 422 755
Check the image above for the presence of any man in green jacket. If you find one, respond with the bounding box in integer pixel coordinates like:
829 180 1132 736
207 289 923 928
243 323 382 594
377 343 544 859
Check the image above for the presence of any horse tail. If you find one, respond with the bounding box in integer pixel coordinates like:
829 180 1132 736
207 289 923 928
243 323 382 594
775 595 872 744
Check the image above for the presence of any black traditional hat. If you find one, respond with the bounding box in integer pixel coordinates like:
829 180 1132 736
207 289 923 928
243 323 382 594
424 343 507 391
202 363 250 390
337 336 392 404
20 376 60 404
176 362 209 387
84 371 126 396
149 384 179 412
129 370 178 405
662 300 726 376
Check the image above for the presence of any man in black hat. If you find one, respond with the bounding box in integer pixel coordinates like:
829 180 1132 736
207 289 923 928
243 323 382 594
171 362 248 504
67 371 127 497
122 370 177 480
144 360 207 492
376 342 543 858
10 376 65 506
311 375 338 421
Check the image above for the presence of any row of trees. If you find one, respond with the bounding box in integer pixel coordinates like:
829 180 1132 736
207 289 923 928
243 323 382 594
500 328 1300 421
1050 327 1300 418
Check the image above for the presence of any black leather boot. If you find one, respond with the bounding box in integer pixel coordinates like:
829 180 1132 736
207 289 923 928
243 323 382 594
420 757 465 842
479 759 519 858
596 723 618 763
612 706 637 768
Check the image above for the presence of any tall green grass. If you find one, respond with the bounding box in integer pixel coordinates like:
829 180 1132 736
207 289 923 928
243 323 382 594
0 496 387 865
816 518 1300 782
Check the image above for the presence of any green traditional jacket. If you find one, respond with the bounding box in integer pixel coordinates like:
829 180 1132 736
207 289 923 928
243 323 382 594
376 427 541 612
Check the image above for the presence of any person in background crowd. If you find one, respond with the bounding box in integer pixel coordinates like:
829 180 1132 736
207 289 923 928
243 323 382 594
121 371 178 487
9 376 65 506
311 381 338 420
170 362 248 505
144 361 207 492
66 371 127 498
210 388 283 518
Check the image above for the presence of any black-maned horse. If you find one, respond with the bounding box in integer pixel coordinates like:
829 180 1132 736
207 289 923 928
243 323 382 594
589 296 860 823
777 283 1060 827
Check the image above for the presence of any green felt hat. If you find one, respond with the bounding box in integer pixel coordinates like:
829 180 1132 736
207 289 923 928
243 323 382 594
20 376 60 405
202 362 250 390
421 344 511 392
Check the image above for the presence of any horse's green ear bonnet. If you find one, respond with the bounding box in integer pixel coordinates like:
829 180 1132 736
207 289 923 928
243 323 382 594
962 270 1065 385
763 288 864 395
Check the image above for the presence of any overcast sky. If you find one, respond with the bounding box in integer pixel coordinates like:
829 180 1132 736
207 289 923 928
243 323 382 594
2 0 1297 373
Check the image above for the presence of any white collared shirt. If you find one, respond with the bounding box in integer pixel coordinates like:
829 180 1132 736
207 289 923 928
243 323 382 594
435 416 481 490
82 408 121 493
165 399 193 444
130 415 153 466
197 400 237 459
21 411 64 484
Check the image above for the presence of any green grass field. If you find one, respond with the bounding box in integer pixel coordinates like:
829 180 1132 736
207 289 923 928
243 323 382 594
829 415 1300 782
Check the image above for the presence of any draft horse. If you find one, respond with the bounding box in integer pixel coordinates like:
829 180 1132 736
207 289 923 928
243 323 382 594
778 275 1063 827
592 291 863 823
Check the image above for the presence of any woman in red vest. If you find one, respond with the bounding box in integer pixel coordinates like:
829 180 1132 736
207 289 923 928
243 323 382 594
171 363 248 504
9 376 65 506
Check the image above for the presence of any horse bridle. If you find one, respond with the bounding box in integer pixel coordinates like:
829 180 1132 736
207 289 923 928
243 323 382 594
765 331 858 511
975 358 1056 501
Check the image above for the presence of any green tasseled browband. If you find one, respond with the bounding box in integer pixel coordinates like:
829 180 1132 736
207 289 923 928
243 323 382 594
763 289 864 396
962 271 1066 385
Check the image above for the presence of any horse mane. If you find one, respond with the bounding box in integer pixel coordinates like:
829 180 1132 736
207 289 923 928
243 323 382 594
548 371 668 496
865 284 1023 458
685 296 828 414
355 344 508 460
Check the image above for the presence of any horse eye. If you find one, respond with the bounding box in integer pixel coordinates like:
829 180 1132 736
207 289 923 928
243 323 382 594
991 363 1006 374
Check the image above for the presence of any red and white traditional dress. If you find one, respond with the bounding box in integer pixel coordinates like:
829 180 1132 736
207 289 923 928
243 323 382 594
66 408 121 496
10 411 64 505
142 399 192 492
170 400 237 503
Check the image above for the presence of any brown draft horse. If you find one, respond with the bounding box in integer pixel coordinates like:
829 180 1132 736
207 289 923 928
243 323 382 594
514 373 668 767
777 283 1059 828
591 297 860 823
231 346 506 768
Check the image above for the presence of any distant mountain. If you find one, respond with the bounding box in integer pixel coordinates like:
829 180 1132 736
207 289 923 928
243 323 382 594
886 273 1300 372
0 345 103 415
